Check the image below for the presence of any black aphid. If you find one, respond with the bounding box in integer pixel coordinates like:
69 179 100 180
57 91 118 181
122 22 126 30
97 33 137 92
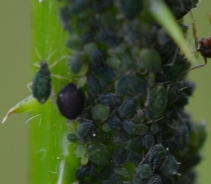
32 61 51 104
57 83 85 120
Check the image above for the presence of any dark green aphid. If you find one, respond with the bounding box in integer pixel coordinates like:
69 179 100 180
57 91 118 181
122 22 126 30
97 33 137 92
156 53 190 82
150 123 159 134
127 152 142 165
68 52 83 74
142 134 155 149
91 104 110 122
106 115 122 131
67 133 78 143
103 66 115 81
76 165 90 180
96 30 120 48
160 154 179 176
120 0 143 19
76 162 97 181
165 0 196 20
70 0 91 14
122 119 137 135
136 164 152 179
146 143 166 168
175 124 189 149
109 173 122 184
138 49 162 73
59 6 71 30
87 143 110 165
32 61 51 104
98 93 121 108
125 137 142 151
135 123 149 136
76 122 98 143
145 85 168 119
90 49 106 66
118 96 139 118
87 74 102 96
80 32 95 44
112 149 126 167
146 174 162 184
57 83 85 120
92 0 113 13
132 176 143 184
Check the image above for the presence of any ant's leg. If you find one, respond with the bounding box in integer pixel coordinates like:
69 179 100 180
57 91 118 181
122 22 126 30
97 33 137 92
190 11 199 49
178 57 207 80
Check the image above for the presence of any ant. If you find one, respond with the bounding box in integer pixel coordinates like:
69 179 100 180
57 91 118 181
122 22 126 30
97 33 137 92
178 11 211 79
190 11 211 70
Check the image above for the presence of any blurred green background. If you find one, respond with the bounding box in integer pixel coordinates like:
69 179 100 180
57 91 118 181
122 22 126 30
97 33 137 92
0 0 210 183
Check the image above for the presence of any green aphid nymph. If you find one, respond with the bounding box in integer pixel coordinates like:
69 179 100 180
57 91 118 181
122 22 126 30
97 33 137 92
32 61 51 104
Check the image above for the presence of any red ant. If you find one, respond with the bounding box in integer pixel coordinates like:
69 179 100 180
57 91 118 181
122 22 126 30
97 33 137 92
178 11 211 79
190 11 211 70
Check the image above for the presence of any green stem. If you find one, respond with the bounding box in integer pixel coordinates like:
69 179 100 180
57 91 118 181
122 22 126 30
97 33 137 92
30 0 79 183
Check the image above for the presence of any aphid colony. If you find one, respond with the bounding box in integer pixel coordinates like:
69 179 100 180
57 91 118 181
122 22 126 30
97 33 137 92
30 0 207 183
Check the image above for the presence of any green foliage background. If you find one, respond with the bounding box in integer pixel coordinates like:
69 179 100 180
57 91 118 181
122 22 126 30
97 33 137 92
0 0 211 183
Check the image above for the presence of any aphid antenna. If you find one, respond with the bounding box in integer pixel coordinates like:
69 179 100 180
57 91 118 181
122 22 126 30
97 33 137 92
36 148 47 161
34 47 67 69
25 114 43 127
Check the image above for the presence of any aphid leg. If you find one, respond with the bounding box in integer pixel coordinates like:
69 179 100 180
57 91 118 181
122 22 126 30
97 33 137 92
36 148 47 161
49 55 66 69
27 82 32 92
25 114 43 127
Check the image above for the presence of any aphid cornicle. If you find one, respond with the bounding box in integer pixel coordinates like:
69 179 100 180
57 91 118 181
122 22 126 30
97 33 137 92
32 61 51 104
57 83 85 120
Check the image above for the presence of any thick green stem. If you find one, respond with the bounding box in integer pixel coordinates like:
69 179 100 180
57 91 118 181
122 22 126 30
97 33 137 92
30 1 79 183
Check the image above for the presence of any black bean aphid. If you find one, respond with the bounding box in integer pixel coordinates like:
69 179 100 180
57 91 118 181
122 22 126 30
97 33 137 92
32 61 51 104
57 83 85 120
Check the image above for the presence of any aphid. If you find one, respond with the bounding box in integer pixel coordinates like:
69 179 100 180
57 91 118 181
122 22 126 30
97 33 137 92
91 104 110 122
165 0 196 20
90 49 106 66
112 149 126 167
139 48 162 73
95 30 120 48
146 143 166 169
32 61 51 104
68 52 83 74
136 164 152 180
127 152 142 165
57 83 85 120
118 96 139 118
145 85 168 119
106 115 122 131
98 93 121 108
87 143 110 165
67 133 78 143
76 122 98 143
142 134 155 149
122 119 137 135
160 154 179 176
125 137 142 151
146 174 162 184
86 74 102 96
120 0 143 19
32 51 66 104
